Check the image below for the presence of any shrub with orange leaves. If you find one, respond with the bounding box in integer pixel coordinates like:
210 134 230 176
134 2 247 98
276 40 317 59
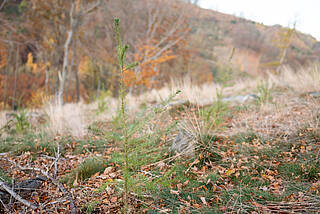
26 52 50 74
26 53 38 73
29 89 50 107
78 56 92 75
124 44 176 89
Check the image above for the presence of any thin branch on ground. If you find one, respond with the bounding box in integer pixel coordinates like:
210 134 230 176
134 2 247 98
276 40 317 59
0 180 38 210
6 159 77 214
0 0 7 11
0 198 11 213
54 143 61 179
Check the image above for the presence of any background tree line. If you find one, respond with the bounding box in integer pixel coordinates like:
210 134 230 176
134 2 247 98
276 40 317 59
0 0 319 109
0 0 193 108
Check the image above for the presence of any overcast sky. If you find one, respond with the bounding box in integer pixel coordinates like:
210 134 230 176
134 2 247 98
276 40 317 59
199 0 320 41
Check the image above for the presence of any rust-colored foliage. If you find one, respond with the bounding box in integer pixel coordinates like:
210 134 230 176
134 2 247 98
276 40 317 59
0 0 189 106
124 44 177 88
0 71 45 107
0 42 7 69
29 89 49 107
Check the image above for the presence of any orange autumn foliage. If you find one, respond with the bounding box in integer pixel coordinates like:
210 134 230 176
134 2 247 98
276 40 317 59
0 42 7 69
78 56 91 75
26 52 50 74
124 44 176 88
26 53 38 73
29 89 50 107
1 72 46 107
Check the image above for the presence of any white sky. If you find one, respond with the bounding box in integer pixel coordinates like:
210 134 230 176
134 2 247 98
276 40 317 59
199 0 320 41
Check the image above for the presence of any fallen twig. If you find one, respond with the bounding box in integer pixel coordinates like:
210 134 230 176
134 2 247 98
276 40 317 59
0 198 11 213
138 170 161 178
0 0 7 11
11 163 77 214
0 153 9 156
54 143 61 179
143 152 184 168
0 180 38 210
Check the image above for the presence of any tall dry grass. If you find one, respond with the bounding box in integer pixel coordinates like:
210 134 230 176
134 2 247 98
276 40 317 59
0 111 7 128
270 65 320 93
1 65 319 139
43 102 89 138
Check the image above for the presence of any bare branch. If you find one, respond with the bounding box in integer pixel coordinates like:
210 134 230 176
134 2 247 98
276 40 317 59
0 180 38 210
146 1 160 39
53 143 60 179
0 0 7 11
82 0 102 16
144 31 188 64
0 198 10 213
11 163 77 214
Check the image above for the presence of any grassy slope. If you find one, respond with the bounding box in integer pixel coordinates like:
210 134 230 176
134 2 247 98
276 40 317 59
1 67 320 213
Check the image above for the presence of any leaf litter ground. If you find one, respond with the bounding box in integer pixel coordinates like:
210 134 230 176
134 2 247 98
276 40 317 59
1 94 320 213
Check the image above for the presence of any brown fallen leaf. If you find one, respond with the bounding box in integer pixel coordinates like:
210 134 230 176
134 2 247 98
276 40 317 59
73 174 79 186
103 198 110 203
109 172 117 178
110 196 118 203
103 167 114 175
200 197 207 205
170 190 179 195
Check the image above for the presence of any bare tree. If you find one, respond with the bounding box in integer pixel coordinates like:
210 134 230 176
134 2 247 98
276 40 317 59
12 45 19 109
80 0 190 92
2 42 12 110
142 0 189 63
57 0 101 105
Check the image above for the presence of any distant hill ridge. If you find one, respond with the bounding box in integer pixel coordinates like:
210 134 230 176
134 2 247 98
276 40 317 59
186 3 320 79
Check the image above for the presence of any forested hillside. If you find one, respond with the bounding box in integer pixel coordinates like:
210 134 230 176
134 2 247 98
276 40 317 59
0 0 319 108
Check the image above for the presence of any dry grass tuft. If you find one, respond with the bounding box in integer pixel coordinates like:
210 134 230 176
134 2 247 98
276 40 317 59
1 65 319 139
43 102 89 138
0 111 7 128
225 94 319 139
270 65 320 93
